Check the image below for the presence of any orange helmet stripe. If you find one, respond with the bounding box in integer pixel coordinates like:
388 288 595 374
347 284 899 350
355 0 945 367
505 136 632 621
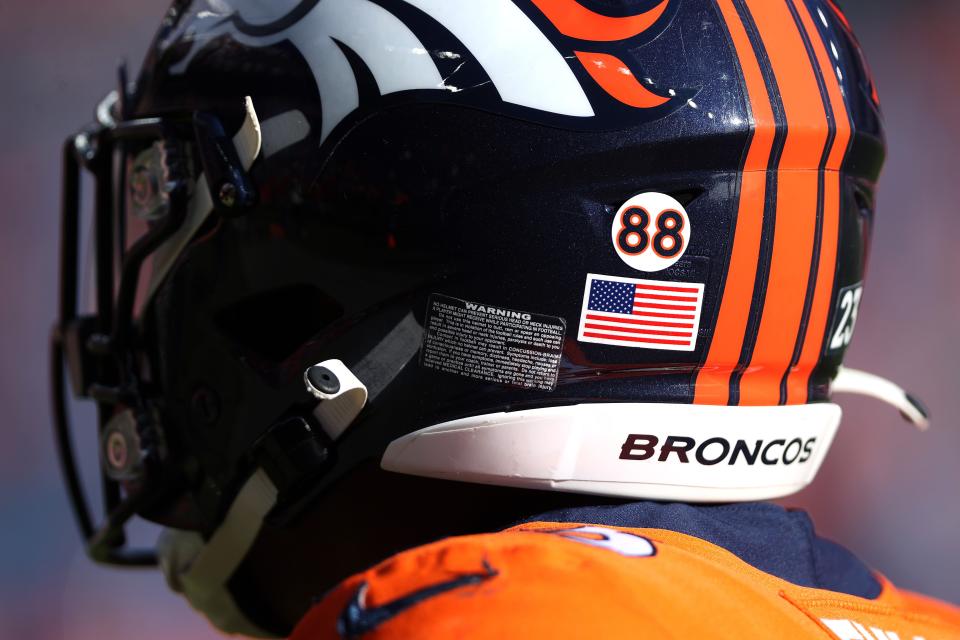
736 0 831 406
693 0 777 405
785 0 853 403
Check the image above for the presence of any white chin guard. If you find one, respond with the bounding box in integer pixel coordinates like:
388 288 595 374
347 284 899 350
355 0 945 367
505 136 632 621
383 402 844 503
382 367 929 504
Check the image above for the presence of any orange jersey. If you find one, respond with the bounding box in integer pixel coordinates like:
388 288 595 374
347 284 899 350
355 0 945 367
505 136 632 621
293 522 960 640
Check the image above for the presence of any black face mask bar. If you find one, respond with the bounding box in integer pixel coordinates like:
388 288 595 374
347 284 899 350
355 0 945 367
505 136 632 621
51 75 256 566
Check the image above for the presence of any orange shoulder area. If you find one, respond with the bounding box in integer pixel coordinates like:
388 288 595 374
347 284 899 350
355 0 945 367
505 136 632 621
292 523 960 640
789 575 960 640
895 588 960 627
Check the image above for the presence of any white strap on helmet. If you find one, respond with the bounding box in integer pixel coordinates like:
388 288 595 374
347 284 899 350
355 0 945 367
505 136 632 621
831 366 930 431
158 469 279 638
157 359 369 637
156 357 374 637
156 315 424 636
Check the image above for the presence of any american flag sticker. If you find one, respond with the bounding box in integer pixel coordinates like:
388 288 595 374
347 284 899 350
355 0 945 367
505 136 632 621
577 273 705 351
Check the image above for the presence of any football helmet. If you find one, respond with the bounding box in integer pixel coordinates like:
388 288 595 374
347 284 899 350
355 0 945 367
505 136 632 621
52 0 926 634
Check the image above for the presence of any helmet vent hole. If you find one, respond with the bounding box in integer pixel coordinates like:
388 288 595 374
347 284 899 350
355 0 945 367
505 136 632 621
214 284 343 362
853 187 875 220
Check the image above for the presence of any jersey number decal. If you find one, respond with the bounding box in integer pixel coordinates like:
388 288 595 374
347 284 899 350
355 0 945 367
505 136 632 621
829 284 863 352
617 208 686 258
611 192 691 272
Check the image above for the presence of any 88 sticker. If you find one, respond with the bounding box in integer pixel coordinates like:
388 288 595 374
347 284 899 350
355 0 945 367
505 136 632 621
611 192 691 272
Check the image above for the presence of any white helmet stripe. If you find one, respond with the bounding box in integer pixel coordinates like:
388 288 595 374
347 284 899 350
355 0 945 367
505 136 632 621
328 0 445 96
171 0 446 141
301 35 360 142
402 0 595 117
171 0 595 136
288 0 445 140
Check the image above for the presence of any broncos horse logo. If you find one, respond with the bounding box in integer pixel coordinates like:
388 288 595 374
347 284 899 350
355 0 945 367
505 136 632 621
170 0 690 142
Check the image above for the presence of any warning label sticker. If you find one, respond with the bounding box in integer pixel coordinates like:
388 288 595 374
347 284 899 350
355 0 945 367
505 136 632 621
421 294 566 391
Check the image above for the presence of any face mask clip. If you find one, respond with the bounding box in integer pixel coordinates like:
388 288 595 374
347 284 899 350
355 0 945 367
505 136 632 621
193 111 258 215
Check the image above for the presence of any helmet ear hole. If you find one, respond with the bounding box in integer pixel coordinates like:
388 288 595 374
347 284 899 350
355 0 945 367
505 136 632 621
214 284 343 362
853 186 874 220
668 188 705 208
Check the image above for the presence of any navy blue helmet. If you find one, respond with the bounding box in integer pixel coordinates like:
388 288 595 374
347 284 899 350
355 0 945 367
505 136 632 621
53 1 923 612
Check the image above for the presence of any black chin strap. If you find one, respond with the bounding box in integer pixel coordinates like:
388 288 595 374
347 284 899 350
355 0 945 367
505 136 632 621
353 312 424 402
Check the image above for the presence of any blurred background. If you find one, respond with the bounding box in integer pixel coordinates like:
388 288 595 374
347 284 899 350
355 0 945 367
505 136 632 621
0 1 957 638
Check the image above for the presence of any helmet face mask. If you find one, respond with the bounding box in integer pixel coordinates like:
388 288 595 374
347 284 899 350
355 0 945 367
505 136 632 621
53 86 265 561
54 86 189 564
54 0 923 589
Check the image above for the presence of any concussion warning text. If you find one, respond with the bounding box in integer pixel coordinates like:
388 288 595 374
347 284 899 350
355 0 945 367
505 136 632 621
421 294 566 391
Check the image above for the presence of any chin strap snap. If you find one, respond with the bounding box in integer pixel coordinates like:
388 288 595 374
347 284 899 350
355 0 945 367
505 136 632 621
305 359 368 440
831 366 930 431
303 312 423 440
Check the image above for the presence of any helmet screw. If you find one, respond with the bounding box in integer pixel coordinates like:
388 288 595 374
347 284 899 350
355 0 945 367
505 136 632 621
306 365 341 395
218 182 237 208
85 332 113 355
105 431 128 471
